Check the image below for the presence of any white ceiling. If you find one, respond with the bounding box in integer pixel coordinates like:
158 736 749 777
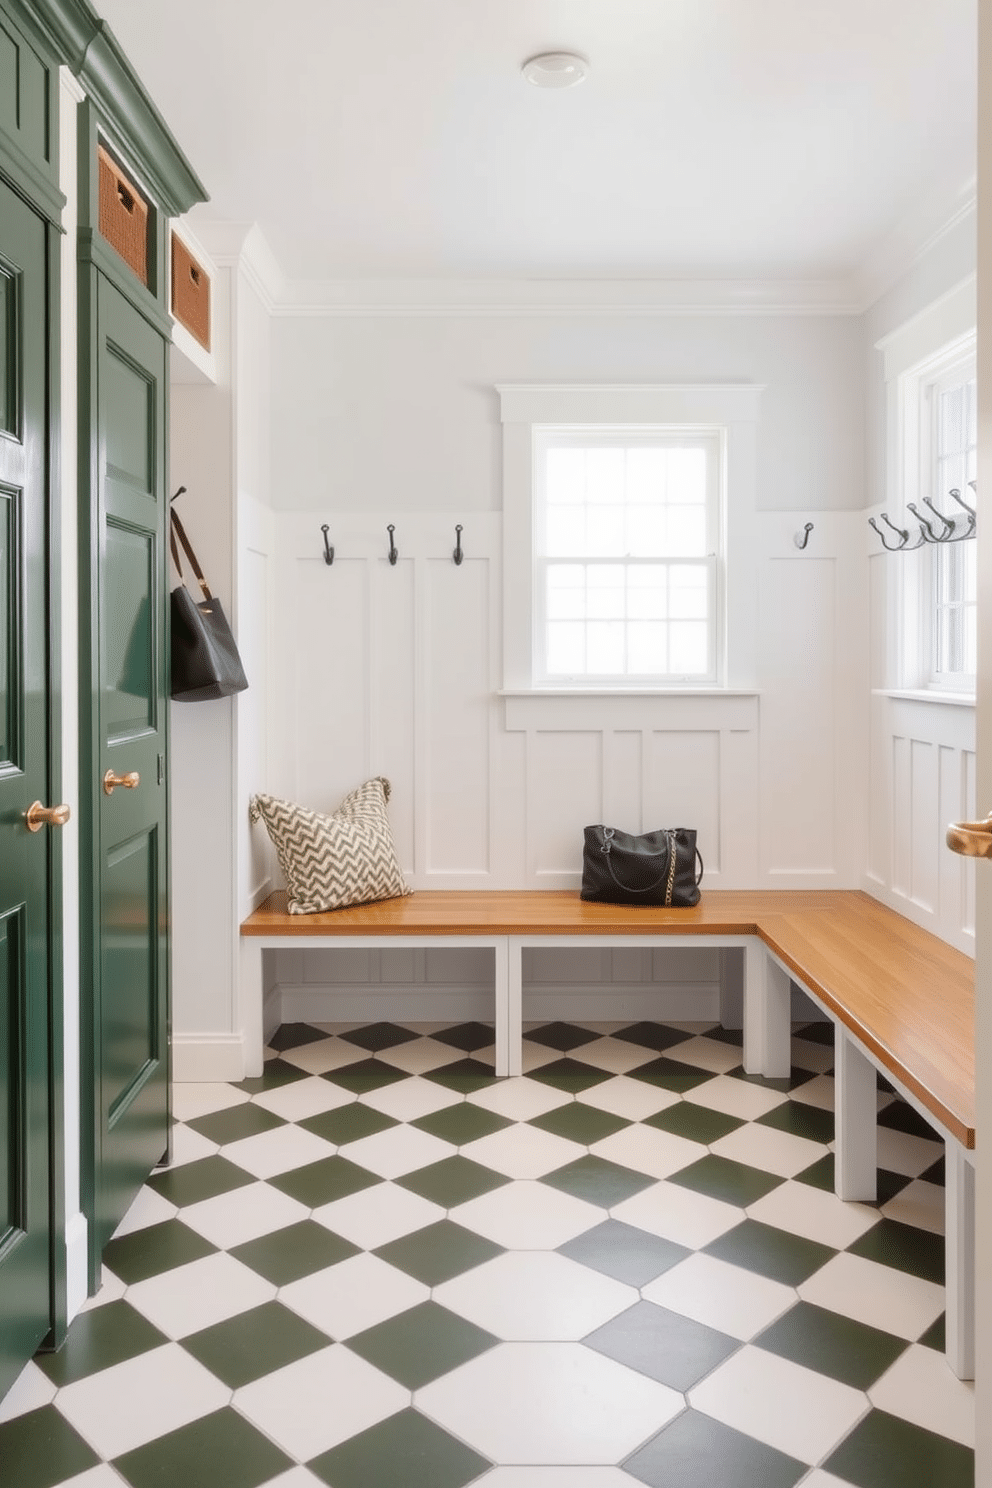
93 0 977 292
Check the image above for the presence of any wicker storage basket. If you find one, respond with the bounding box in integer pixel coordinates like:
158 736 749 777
171 233 211 351
98 146 148 285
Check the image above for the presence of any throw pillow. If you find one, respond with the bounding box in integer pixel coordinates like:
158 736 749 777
249 776 410 914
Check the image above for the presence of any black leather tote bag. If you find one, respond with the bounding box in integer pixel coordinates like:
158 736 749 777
169 504 249 702
580 825 703 907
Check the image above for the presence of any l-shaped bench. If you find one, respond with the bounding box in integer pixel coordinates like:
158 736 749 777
241 887 975 1379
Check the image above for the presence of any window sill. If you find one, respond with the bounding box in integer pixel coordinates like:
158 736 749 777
499 688 760 699
872 688 975 708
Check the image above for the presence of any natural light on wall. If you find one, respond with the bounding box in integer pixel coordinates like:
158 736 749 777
534 432 719 682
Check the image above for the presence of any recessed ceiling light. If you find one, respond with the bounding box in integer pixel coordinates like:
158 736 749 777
522 52 588 90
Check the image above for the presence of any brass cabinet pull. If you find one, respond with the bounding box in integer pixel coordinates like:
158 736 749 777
946 814 992 859
103 769 140 796
25 801 71 833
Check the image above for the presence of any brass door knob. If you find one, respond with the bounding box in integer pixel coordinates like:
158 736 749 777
946 814 992 859
25 801 71 833
103 769 140 796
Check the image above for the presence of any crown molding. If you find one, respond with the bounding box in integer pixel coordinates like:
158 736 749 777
854 172 977 311
188 221 285 312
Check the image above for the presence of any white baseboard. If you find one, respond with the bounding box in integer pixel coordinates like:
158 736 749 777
171 1033 246 1083
277 981 722 1025
64 1210 89 1325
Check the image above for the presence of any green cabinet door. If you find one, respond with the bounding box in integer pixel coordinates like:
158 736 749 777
90 275 170 1258
0 179 54 1399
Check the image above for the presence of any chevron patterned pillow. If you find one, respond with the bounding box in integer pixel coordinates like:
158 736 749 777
249 777 410 914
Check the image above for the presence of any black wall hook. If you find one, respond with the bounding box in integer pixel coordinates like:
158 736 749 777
793 522 813 551
453 524 464 565
171 485 187 504
320 524 334 566
387 524 398 565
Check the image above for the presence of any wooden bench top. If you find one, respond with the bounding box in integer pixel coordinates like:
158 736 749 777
241 887 975 1149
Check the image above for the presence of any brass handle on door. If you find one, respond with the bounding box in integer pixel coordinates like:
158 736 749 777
946 814 992 859
103 769 140 796
25 801 71 833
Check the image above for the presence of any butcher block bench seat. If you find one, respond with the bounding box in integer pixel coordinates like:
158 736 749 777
240 885 975 1377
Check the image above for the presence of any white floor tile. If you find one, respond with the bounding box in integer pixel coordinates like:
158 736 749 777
451 1181 604 1250
359 1075 463 1121
435 1252 637 1340
710 1122 825 1178
745 1179 880 1250
125 1251 276 1338
869 1343 975 1447
279 1038 367 1074
589 1124 706 1181
476 1472 636 1488
787 1074 836 1112
165 1124 221 1168
252 1076 355 1121
876 1126 943 1178
417 1342 682 1463
373 1037 469 1074
342 1123 455 1178
790 1037 835 1074
662 1036 745 1075
689 1344 867 1464
797 1251 945 1340
170 1083 249 1121
461 1125 583 1180
880 1178 945 1235
467 1078 572 1122
221 1125 337 1179
54 1343 229 1459
683 1075 787 1121
253 1470 327 1488
234 1344 408 1459
643 1252 795 1340
520 1042 568 1072
798 1473 859 1488
576 1077 680 1122
178 1180 310 1250
280 1252 429 1339
567 1038 663 1074
49 1467 132 1488
0 1361 56 1423
110 1185 178 1239
611 1179 744 1250
313 1180 445 1249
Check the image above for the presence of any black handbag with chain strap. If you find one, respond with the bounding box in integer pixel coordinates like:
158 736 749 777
580 825 703 907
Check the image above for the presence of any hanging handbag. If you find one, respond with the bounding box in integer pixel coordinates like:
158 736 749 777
580 824 703 907
169 502 249 702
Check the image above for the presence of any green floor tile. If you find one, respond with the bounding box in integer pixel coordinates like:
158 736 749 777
396 1155 510 1207
919 1312 946 1351
340 1022 419 1052
704 1219 836 1286
374 1220 504 1285
412 1102 512 1145
268 1022 329 1052
793 1155 910 1206
624 1407 806 1488
559 1219 690 1286
701 1025 747 1049
346 1301 497 1388
526 1021 600 1051
615 1022 695 1053
146 1154 255 1207
230 1218 360 1284
584 1299 738 1390
432 1022 497 1052
181 1301 331 1388
322 1058 410 1093
102 1218 218 1285
847 1217 945 1285
754 1300 908 1389
527 1058 615 1094
540 1154 655 1208
308 1407 491 1488
186 1102 286 1146
668 1153 783 1207
920 1155 946 1187
626 1056 715 1093
36 1300 168 1387
529 1101 631 1144
824 1408 974 1488
726 1064 815 1093
269 1154 382 1206
423 1058 499 1094
300 1103 398 1145
0 1406 100 1488
235 1058 310 1095
878 1097 940 1141
795 1021 834 1047
756 1100 834 1143
113 1407 293 1488
643 1101 745 1144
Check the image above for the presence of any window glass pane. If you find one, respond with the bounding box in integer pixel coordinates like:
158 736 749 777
669 621 709 674
666 506 707 556
547 622 585 674
669 566 709 620
628 623 668 674
546 448 585 504
627 506 667 556
668 448 707 502
587 449 625 504
587 582 625 620
587 621 625 673
626 448 667 503
586 505 625 555
546 506 586 557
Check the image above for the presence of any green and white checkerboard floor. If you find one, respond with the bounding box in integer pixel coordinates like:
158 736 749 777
0 1019 974 1488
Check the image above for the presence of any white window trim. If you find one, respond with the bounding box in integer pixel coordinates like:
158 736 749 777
498 384 764 693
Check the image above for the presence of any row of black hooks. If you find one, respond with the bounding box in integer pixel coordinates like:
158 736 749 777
320 523 466 567
869 484 977 553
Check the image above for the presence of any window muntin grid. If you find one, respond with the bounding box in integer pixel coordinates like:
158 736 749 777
929 371 977 685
